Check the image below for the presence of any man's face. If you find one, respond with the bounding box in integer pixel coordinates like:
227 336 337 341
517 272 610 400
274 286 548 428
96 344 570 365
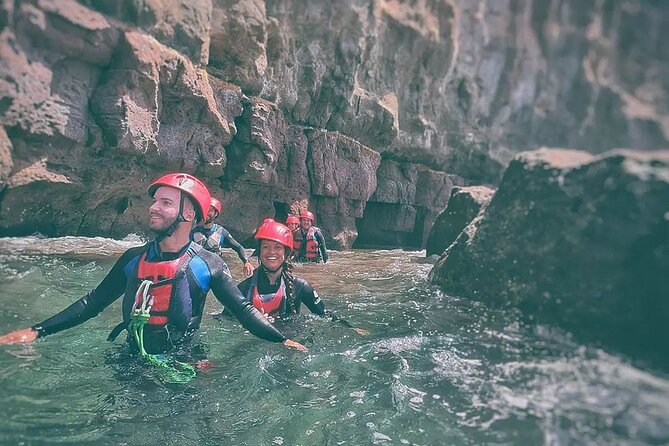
288 222 299 231
300 218 312 230
149 187 182 233
206 207 217 222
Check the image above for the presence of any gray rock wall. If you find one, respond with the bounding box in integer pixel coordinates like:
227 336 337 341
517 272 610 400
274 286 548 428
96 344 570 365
1 0 667 249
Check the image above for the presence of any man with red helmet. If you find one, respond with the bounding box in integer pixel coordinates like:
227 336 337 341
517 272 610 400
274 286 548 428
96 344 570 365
236 220 366 334
0 173 306 355
192 196 254 277
293 210 329 263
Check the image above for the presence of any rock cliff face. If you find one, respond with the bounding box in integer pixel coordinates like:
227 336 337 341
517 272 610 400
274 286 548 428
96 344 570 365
1 0 668 247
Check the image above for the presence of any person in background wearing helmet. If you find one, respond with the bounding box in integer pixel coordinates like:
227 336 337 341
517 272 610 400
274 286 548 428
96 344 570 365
285 215 300 232
192 197 254 278
0 173 306 355
293 210 329 263
239 220 366 335
285 215 300 260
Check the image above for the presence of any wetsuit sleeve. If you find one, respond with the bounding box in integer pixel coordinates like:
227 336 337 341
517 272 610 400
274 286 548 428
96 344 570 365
210 270 286 342
315 229 329 263
295 279 352 328
237 278 252 301
32 246 144 337
220 228 250 264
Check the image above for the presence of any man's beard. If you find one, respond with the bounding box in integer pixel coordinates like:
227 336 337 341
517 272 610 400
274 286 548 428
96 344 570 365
149 215 178 235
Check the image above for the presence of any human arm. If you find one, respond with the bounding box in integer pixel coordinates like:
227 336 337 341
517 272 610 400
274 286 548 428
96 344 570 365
0 246 144 343
221 229 254 277
314 229 329 263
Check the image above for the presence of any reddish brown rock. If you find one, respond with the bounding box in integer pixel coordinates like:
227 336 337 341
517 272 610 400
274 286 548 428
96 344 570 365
0 127 13 188
82 0 212 64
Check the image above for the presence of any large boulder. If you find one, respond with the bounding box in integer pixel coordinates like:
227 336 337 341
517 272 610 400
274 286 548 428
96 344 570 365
425 186 494 257
429 148 669 366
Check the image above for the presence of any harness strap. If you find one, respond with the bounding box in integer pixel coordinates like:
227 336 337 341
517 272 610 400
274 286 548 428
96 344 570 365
107 243 202 342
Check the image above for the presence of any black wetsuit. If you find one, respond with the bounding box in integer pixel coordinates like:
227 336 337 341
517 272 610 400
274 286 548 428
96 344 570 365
238 269 351 327
191 224 250 264
32 241 285 354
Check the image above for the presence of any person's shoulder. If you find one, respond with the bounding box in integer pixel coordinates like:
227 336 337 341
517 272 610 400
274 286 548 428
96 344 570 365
218 226 231 236
293 276 311 289
119 243 149 261
194 245 222 264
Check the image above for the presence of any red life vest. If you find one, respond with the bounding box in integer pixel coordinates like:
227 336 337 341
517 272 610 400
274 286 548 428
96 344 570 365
136 250 191 326
247 270 285 316
292 228 302 252
305 227 320 261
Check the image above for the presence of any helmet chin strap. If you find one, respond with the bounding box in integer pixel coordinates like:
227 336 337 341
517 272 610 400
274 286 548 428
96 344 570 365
204 213 218 226
154 193 189 244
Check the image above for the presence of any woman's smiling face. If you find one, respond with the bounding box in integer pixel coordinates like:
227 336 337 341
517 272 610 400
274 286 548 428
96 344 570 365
260 239 286 270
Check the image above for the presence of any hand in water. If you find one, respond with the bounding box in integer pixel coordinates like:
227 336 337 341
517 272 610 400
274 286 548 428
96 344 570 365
352 327 369 336
283 339 308 352
0 328 39 345
243 262 254 277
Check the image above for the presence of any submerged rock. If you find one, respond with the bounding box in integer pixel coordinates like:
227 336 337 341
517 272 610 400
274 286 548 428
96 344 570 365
429 148 669 367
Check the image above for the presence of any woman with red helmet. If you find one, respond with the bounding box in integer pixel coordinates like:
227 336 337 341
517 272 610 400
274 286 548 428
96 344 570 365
0 173 306 361
192 196 254 277
293 210 329 263
285 215 300 232
235 220 367 335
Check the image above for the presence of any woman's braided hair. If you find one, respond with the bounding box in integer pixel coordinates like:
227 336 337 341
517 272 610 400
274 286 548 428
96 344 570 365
281 249 297 314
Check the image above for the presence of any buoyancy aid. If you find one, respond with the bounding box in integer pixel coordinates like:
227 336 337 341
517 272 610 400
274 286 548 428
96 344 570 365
137 252 186 326
246 270 286 316
194 224 225 253
292 228 303 253
108 244 201 342
304 227 320 261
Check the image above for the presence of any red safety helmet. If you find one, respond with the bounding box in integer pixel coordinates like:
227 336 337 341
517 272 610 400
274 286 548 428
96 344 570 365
286 215 300 225
210 197 222 216
255 220 293 250
300 210 315 221
148 173 210 221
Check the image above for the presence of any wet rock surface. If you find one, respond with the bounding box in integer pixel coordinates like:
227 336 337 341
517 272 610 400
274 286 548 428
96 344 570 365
429 148 669 366
425 185 494 257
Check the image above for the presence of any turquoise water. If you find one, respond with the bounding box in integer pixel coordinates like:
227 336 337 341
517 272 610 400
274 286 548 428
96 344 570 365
0 239 667 445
